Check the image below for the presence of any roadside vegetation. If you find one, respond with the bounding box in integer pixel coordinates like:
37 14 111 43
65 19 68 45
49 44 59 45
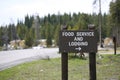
0 54 120 80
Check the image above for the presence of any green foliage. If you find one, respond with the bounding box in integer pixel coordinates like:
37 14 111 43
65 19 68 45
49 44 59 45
40 25 46 39
7 24 17 41
78 13 91 30
24 29 34 47
45 23 52 47
0 27 8 46
16 23 28 40
106 15 112 37
25 15 34 28
54 24 61 46
110 0 120 26
0 27 3 46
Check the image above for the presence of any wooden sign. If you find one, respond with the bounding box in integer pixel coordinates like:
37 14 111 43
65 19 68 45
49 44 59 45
59 30 98 53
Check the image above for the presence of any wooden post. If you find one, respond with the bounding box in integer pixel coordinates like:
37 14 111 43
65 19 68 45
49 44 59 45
62 52 68 80
61 25 68 80
88 24 96 80
89 52 96 80
113 36 116 55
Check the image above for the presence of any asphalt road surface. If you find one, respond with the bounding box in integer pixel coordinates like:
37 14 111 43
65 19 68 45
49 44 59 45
0 48 60 71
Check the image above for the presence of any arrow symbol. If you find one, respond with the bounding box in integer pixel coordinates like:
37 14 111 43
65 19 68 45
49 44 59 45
75 47 81 51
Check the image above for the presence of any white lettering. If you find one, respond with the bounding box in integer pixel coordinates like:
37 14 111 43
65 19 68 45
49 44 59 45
62 32 74 36
76 32 94 36
74 37 83 41
69 41 88 46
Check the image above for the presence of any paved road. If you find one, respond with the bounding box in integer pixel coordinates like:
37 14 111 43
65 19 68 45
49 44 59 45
0 48 60 71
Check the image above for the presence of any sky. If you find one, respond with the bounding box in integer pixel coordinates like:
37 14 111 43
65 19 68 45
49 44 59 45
0 0 112 26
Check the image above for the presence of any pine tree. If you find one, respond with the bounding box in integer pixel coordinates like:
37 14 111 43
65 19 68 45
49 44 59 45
54 24 61 46
24 29 34 47
110 0 120 26
46 23 52 47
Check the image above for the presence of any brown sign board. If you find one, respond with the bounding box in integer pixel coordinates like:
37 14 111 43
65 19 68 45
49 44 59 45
59 30 98 53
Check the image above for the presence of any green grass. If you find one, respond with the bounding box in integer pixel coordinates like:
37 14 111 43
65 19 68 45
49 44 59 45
96 54 120 80
0 54 120 80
